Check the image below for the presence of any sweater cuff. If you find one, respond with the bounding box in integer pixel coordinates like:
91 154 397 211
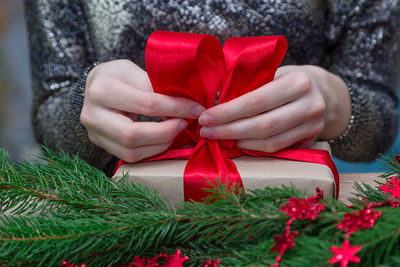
75 61 101 93
328 86 360 145
67 62 116 174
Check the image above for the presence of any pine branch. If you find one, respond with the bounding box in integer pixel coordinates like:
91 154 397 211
349 182 389 204
0 148 291 265
2 147 400 266
0 147 174 216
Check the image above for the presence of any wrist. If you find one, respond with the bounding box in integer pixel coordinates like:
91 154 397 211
327 88 358 144
303 65 352 140
83 61 102 91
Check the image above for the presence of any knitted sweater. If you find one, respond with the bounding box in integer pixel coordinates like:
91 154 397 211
24 0 400 174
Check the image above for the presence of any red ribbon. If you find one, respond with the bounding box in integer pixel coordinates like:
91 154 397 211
114 31 339 201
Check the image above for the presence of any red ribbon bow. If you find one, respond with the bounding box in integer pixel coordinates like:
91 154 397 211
115 31 339 202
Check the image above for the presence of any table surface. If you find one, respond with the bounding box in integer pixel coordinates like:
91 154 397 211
339 172 385 203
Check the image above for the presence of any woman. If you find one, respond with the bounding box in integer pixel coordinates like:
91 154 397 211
24 1 400 175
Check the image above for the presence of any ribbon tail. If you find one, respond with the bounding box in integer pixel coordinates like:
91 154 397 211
184 140 244 202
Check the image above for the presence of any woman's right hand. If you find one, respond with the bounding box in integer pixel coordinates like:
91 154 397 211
80 59 205 162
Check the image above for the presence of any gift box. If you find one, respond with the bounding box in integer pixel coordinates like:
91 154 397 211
112 31 339 203
113 141 337 203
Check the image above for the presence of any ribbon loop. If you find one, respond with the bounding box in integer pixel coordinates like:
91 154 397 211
220 36 287 103
146 31 224 108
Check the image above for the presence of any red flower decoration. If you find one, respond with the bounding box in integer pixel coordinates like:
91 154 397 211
337 207 382 235
391 201 400 207
163 249 189 267
121 249 189 267
329 239 361 267
270 227 298 254
379 176 400 199
203 259 220 267
127 255 159 267
271 190 325 267
280 196 325 221
313 187 324 201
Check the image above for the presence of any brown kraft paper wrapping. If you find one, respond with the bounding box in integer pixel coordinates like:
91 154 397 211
112 141 336 203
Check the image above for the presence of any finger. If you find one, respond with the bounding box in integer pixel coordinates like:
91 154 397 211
95 60 154 92
89 132 173 163
114 60 153 92
236 119 323 153
199 96 322 140
274 65 299 79
198 72 310 126
89 78 204 118
82 107 187 148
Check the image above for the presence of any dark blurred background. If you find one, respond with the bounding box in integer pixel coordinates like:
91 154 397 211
0 0 38 162
0 0 399 172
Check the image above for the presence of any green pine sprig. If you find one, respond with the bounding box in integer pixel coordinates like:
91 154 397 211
1 146 400 266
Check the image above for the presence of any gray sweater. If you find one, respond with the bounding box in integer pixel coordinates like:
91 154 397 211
24 0 400 174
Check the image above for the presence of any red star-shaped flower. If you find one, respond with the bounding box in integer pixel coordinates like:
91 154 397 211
270 229 298 254
336 212 360 235
379 176 400 199
359 208 382 229
126 250 188 267
128 255 159 267
329 240 361 267
281 196 325 221
337 207 382 235
312 187 324 201
163 249 189 267
203 259 220 267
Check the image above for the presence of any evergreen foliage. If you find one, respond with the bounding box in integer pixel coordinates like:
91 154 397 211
0 147 400 266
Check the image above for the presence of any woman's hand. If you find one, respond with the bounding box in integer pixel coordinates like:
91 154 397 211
80 59 205 162
198 65 351 152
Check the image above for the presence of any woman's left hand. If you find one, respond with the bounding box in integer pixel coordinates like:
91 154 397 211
198 65 352 152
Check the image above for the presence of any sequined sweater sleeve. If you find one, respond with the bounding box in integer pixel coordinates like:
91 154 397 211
24 0 117 174
326 0 400 161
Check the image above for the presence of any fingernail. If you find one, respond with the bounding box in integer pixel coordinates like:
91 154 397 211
192 106 205 118
199 113 214 126
178 120 188 132
200 127 214 138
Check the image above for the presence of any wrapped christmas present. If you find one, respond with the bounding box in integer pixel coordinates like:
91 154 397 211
113 31 339 203
113 141 337 203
